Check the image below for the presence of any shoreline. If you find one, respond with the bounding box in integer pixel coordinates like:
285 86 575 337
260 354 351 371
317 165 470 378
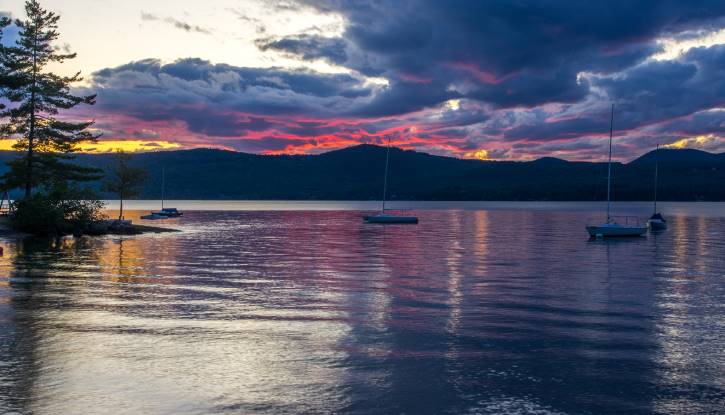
0 216 179 238
107 222 180 235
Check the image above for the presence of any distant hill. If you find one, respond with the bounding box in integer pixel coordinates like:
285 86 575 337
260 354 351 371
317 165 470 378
0 145 724 201
630 148 725 165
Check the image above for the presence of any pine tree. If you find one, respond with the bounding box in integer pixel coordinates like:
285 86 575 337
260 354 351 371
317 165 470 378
0 0 100 197
0 15 12 110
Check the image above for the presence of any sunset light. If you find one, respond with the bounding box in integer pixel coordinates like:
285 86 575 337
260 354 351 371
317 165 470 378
1 0 721 160
0 138 182 153
465 149 489 161
1 2 724 415
665 134 720 151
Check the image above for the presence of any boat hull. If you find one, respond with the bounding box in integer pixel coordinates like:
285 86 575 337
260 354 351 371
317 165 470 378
154 209 183 217
586 224 647 237
647 219 667 231
141 214 166 220
364 214 419 224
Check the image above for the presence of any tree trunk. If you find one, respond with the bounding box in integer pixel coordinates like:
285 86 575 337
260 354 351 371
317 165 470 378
26 84 36 198
25 136 33 198
26 32 38 198
119 193 124 221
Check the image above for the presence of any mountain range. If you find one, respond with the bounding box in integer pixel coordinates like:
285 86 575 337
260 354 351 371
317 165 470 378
1 145 724 201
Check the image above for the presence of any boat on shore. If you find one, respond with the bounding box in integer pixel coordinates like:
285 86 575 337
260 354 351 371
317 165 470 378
586 104 647 238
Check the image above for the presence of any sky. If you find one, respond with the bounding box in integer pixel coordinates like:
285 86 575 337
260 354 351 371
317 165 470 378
1 0 724 161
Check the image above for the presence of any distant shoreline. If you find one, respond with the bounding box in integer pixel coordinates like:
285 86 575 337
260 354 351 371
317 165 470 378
102 200 725 219
102 200 725 206
2 146 724 202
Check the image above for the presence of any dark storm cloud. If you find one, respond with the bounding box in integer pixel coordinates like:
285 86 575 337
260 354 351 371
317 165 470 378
597 45 725 126
496 44 725 143
503 116 607 142
469 67 590 109
174 111 273 137
350 79 455 117
85 58 376 137
653 110 725 137
290 0 725 114
256 34 348 64
91 58 374 106
303 0 724 74
138 58 371 98
79 2 725 158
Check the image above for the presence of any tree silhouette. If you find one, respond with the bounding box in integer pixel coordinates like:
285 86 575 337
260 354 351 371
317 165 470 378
0 15 12 112
0 0 100 197
103 150 148 221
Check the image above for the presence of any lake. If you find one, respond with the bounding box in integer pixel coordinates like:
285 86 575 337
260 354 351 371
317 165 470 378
1 202 723 414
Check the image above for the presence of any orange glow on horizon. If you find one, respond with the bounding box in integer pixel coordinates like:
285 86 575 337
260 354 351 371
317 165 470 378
464 149 489 160
665 135 717 150
0 139 182 153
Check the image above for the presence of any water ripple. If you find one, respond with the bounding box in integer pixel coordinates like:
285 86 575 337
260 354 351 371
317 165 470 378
0 205 723 414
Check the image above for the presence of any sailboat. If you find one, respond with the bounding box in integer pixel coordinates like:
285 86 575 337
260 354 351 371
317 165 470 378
647 144 667 231
586 104 647 238
141 168 183 220
363 140 418 224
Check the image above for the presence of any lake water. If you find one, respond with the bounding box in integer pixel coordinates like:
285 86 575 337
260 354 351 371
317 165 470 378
1 202 723 414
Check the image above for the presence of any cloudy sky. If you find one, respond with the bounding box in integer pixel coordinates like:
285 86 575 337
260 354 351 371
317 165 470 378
2 0 724 160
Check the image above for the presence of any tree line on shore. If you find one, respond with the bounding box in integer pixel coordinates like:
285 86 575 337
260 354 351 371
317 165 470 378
0 1 145 235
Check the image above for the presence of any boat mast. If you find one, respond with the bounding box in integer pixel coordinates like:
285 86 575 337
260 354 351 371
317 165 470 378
653 144 659 214
606 104 614 223
161 167 165 210
381 137 391 212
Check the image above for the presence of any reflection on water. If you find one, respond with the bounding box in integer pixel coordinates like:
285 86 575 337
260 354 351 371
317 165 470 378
0 205 724 414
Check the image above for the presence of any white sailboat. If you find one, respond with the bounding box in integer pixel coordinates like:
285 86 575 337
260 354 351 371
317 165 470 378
142 167 183 220
363 139 418 224
586 104 647 238
647 145 667 231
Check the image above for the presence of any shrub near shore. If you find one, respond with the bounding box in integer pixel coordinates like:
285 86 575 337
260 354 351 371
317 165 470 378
10 185 106 236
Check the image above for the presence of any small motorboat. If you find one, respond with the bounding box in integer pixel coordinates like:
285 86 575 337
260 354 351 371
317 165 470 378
647 213 667 231
364 213 419 224
586 221 647 238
